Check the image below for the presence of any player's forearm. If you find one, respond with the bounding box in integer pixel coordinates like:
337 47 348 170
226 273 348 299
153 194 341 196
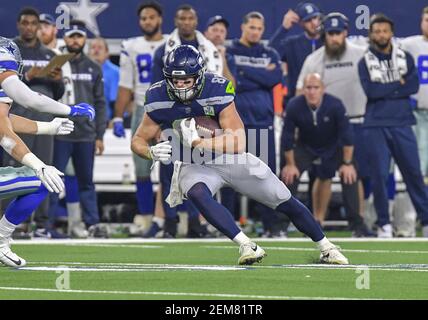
1 75 71 116
9 114 38 134
194 129 246 154
131 136 152 160
0 117 32 162
114 87 133 118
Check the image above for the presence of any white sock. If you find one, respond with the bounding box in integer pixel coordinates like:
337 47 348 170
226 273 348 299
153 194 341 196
152 216 165 228
232 231 251 246
316 237 333 251
0 215 16 242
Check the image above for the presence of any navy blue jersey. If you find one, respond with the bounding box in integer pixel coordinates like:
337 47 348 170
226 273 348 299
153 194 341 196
269 27 322 99
145 73 235 163
358 48 419 128
227 39 282 127
281 94 353 158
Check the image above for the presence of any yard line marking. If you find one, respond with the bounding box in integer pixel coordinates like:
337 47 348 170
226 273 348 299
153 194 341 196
0 286 383 300
18 265 246 272
203 245 428 254
15 262 428 273
251 264 428 273
65 244 163 249
11 238 428 245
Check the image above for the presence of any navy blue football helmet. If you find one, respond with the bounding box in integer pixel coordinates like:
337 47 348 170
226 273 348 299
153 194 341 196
163 45 206 102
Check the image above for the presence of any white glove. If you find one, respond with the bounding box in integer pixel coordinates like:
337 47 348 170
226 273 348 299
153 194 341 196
35 166 65 193
149 141 172 164
180 118 200 147
21 153 65 193
37 118 74 135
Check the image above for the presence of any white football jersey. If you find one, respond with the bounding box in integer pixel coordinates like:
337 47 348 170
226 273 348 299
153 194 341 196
0 37 22 104
119 36 166 106
400 35 428 109
297 39 367 117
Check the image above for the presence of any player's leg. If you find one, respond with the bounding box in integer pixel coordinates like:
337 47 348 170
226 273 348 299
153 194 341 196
390 126 428 236
0 167 49 267
180 163 266 265
131 105 154 232
232 153 348 264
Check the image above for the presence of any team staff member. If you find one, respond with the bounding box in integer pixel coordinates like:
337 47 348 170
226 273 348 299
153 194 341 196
282 73 368 235
46 20 106 235
296 13 374 237
227 12 283 236
358 14 428 238
269 2 322 103
113 1 166 234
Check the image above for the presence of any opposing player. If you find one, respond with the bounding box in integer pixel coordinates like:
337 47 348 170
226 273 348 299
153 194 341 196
113 2 166 232
132 45 349 265
0 36 94 267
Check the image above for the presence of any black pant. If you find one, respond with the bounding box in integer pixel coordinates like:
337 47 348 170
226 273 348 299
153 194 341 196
287 145 364 231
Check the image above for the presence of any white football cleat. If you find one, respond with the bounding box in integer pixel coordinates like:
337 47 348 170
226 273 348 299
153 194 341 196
238 242 266 265
377 224 393 238
320 245 349 265
0 242 26 268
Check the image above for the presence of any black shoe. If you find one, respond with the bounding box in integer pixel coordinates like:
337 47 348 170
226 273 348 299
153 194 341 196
352 225 376 238
187 218 213 238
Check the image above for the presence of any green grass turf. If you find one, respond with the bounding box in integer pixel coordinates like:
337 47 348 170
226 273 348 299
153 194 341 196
1 240 428 300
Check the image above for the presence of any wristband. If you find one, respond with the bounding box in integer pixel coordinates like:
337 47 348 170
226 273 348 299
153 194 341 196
21 153 45 171
36 121 54 135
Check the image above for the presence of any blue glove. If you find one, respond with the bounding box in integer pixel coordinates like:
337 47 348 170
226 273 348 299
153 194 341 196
69 103 95 121
113 117 125 138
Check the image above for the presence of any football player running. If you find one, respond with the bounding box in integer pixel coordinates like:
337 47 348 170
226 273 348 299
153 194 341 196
132 45 349 265
0 36 95 267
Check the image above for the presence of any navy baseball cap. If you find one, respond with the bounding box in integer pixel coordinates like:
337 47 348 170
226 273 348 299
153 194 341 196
39 13 55 26
323 12 349 32
64 23 87 37
205 15 229 30
295 2 321 21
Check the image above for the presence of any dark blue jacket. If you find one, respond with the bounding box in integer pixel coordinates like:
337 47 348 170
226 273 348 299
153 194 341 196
281 94 353 158
269 27 322 99
227 39 282 127
358 48 419 127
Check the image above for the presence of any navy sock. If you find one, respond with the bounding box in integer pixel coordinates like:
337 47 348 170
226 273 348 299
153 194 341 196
136 180 154 214
276 196 325 242
187 183 240 239
5 185 49 225
64 175 79 203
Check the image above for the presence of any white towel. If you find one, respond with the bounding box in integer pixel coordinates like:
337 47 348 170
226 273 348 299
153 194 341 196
165 160 184 208
364 45 408 83
163 29 223 75
53 46 75 105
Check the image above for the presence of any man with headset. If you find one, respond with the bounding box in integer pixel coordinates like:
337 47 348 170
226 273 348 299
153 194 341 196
295 13 374 236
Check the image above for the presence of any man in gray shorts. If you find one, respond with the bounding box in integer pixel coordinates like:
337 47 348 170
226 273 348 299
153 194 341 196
131 44 349 265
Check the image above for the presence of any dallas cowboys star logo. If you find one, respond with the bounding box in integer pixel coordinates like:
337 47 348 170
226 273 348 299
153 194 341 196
59 0 109 36
4 43 16 55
